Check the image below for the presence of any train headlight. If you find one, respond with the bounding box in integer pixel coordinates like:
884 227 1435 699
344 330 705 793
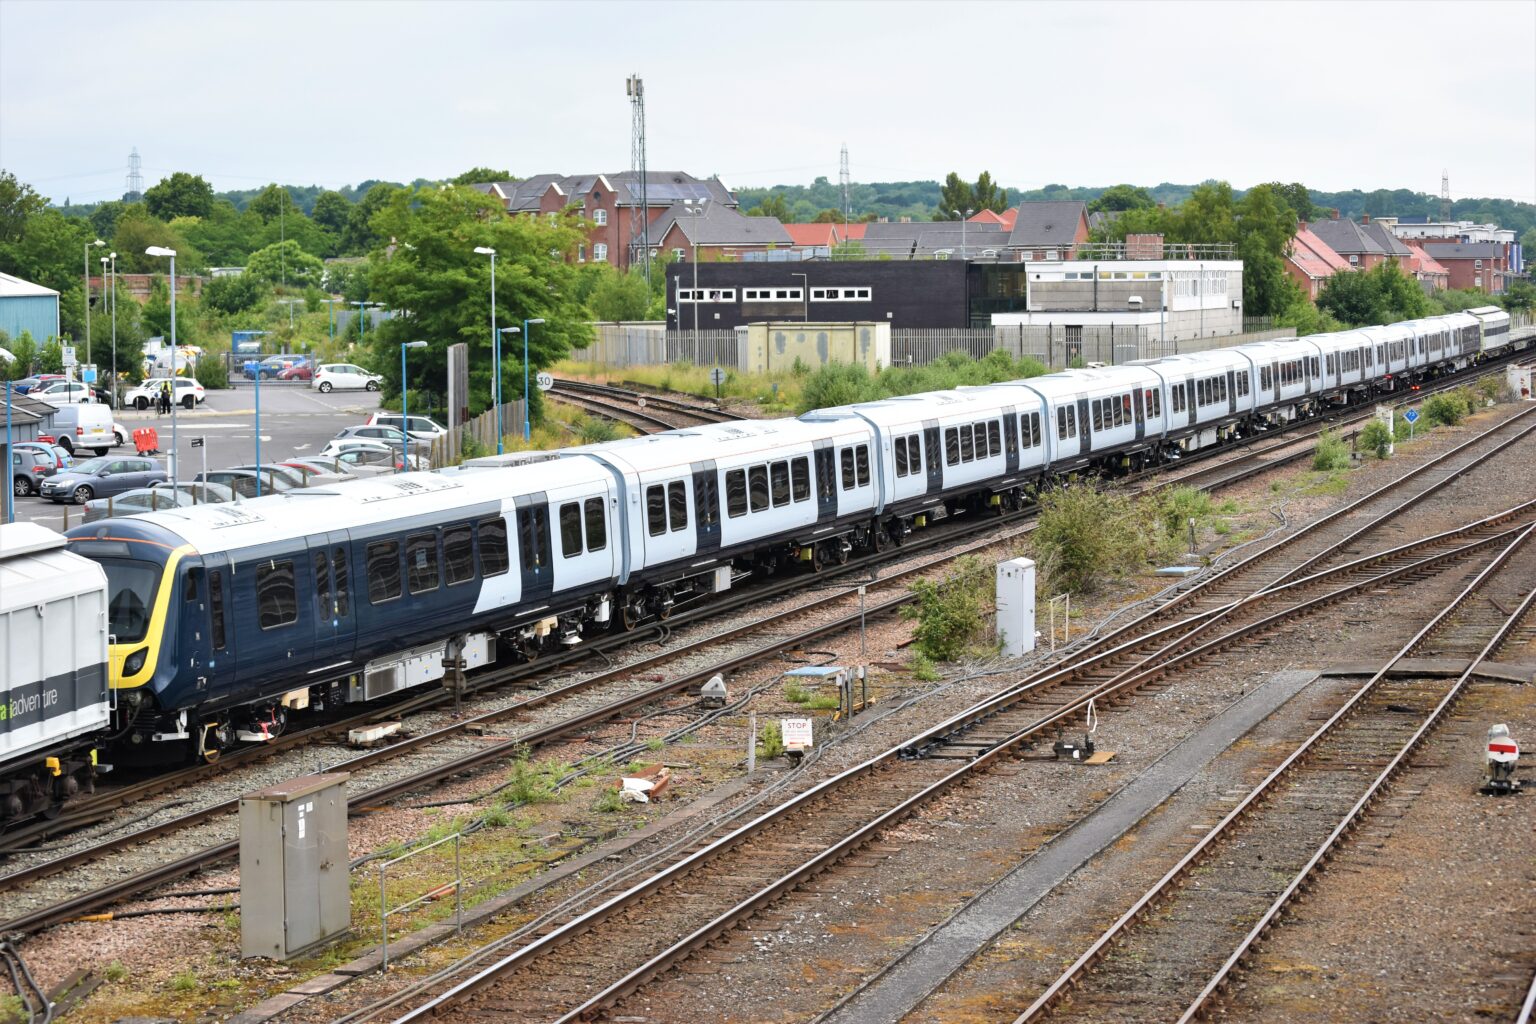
124 648 148 676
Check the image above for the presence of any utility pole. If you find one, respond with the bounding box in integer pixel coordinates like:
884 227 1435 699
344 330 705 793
839 143 851 237
627 75 650 285
1440 170 1451 223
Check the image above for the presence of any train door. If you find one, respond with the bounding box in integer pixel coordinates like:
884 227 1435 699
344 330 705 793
1002 406 1019 473
201 553 235 696
1186 376 1198 426
515 494 554 604
923 423 942 494
691 461 721 555
308 532 355 673
813 444 837 523
1132 389 1145 442
177 558 216 698
1227 370 1237 416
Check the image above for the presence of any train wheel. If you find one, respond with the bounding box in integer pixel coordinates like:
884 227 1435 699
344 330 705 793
203 748 222 765
835 542 850 566
871 524 889 553
656 588 674 621
620 598 644 631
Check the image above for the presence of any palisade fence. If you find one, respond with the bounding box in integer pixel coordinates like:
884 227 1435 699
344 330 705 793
572 322 1296 373
429 400 524 466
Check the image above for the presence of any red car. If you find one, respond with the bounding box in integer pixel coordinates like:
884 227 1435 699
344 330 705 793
278 363 313 381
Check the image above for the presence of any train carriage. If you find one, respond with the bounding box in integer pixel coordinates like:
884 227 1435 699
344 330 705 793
1230 338 1319 423
1142 348 1260 447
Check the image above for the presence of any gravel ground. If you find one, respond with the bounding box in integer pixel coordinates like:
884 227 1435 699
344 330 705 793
16 401 1532 1023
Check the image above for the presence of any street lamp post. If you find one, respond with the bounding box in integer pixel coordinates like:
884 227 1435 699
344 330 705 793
680 201 704 341
146 246 179 489
498 326 520 451
99 255 109 396
473 247 502 453
351 301 373 347
4 381 13 525
956 208 975 260
323 298 342 347
83 239 104 365
522 318 544 442
399 341 428 473
108 252 117 406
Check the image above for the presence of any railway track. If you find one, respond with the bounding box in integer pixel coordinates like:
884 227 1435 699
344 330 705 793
1014 522 1536 1024
547 378 735 431
366 417 1535 1023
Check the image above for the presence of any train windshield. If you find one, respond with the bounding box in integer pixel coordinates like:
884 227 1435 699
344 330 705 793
99 558 162 643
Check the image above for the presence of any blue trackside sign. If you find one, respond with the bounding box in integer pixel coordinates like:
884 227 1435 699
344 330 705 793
1404 408 1419 424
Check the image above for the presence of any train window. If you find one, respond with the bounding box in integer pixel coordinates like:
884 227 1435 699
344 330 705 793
313 551 329 613
894 436 908 477
560 502 583 558
445 524 475 584
960 425 974 462
770 461 790 507
1057 406 1068 440
333 550 350 614
647 484 666 536
257 559 298 629
791 457 810 501
1113 397 1124 428
908 433 922 472
841 448 856 488
480 518 509 577
988 421 1001 457
1068 406 1077 437
1092 400 1103 432
367 541 402 604
184 569 200 602
668 481 688 531
209 569 226 651
518 506 549 569
407 532 439 594
584 498 607 551
944 428 959 466
749 465 770 511
726 469 747 517
1019 414 1033 448
856 444 870 486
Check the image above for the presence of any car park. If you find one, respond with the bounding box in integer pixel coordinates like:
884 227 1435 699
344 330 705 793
14 440 72 470
81 486 198 523
124 377 205 410
227 463 312 488
312 363 381 392
39 455 167 504
366 412 448 440
283 455 394 479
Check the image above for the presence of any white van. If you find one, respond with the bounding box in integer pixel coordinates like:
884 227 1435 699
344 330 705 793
47 402 116 456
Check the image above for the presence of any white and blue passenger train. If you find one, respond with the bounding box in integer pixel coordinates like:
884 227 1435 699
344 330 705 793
0 306 1517 805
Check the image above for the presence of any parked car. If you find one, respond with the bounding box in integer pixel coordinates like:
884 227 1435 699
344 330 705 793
124 377 205 410
82 486 198 522
43 402 116 456
7 374 66 395
330 424 434 449
283 455 394 479
312 363 381 392
226 463 312 488
14 440 73 470
241 354 307 380
150 479 239 504
31 380 97 405
365 412 448 440
39 455 167 504
272 460 352 486
319 437 428 467
10 448 63 496
112 422 131 447
277 362 314 381
192 468 296 499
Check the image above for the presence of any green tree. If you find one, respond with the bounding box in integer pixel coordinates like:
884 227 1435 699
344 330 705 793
586 267 652 321
310 190 352 234
1088 184 1155 213
364 184 592 423
452 167 512 185
202 272 267 314
38 337 64 374
5 329 37 375
1235 183 1299 317
110 206 200 274
812 208 842 223
1317 260 1430 327
173 200 256 266
341 183 401 254
748 194 790 220
1502 279 1535 312
937 172 974 219
245 239 325 288
972 171 1008 213
143 172 215 220
1269 182 1318 223
248 183 300 223
0 170 46 244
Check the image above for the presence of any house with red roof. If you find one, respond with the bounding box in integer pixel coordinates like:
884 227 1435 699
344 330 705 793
1283 224 1352 300
1402 242 1450 294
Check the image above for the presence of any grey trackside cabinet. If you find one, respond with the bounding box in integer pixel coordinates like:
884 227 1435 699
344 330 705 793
240 773 351 960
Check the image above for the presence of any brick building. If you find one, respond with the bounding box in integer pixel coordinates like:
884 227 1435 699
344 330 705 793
1420 242 1509 294
1283 226 1351 300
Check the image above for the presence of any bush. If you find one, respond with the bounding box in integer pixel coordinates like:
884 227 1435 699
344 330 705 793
1423 387 1477 428
757 720 785 760
1359 420 1393 459
902 556 995 662
910 653 941 682
1312 430 1351 471
798 361 876 413
1156 485 1214 539
194 355 229 390
1034 483 1155 594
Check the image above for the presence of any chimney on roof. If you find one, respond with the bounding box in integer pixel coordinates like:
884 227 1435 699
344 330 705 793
1361 213 1371 225
1330 208 1340 220
1298 220 1308 232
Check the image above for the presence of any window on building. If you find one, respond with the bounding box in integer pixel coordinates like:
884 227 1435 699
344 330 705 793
480 518 509 577
1475 259 1483 269
593 243 608 262
593 209 607 226
406 532 439 594
257 560 297 630
577 244 586 262
673 248 686 261
791 457 810 501
584 498 607 551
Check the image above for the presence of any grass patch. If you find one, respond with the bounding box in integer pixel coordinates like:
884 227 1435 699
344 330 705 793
592 788 625 813
1311 430 1351 471
903 555 996 661
911 653 942 682
104 961 128 983
757 719 785 760
170 971 199 993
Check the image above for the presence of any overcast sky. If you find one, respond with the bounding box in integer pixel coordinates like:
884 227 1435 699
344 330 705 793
3 0 1533 206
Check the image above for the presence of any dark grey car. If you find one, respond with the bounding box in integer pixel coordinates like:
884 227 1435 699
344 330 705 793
39 456 167 504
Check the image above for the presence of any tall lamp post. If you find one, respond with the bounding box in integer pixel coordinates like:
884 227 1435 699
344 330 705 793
473 247 502 452
680 201 704 341
498 326 520 452
521 318 544 442
145 246 179 489
322 298 342 347
83 238 104 366
351 301 374 347
99 255 110 400
4 380 13 525
107 252 117 405
399 341 428 473
954 208 975 260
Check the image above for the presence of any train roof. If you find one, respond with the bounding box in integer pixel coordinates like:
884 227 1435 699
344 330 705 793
76 457 615 554
570 417 855 472
1 522 106 614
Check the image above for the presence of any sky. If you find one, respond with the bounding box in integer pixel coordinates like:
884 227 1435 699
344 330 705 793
2 0 1533 206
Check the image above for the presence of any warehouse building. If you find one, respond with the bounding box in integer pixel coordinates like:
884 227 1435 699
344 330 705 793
0 272 60 345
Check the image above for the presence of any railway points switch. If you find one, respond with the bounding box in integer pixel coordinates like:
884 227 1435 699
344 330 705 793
240 772 351 960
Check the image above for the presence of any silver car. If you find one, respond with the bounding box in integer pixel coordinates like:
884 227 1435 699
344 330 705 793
39 456 167 504
82 486 197 523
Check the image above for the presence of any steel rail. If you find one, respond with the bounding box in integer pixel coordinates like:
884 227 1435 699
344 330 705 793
550 378 735 423
545 385 676 433
1013 522 1536 1023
